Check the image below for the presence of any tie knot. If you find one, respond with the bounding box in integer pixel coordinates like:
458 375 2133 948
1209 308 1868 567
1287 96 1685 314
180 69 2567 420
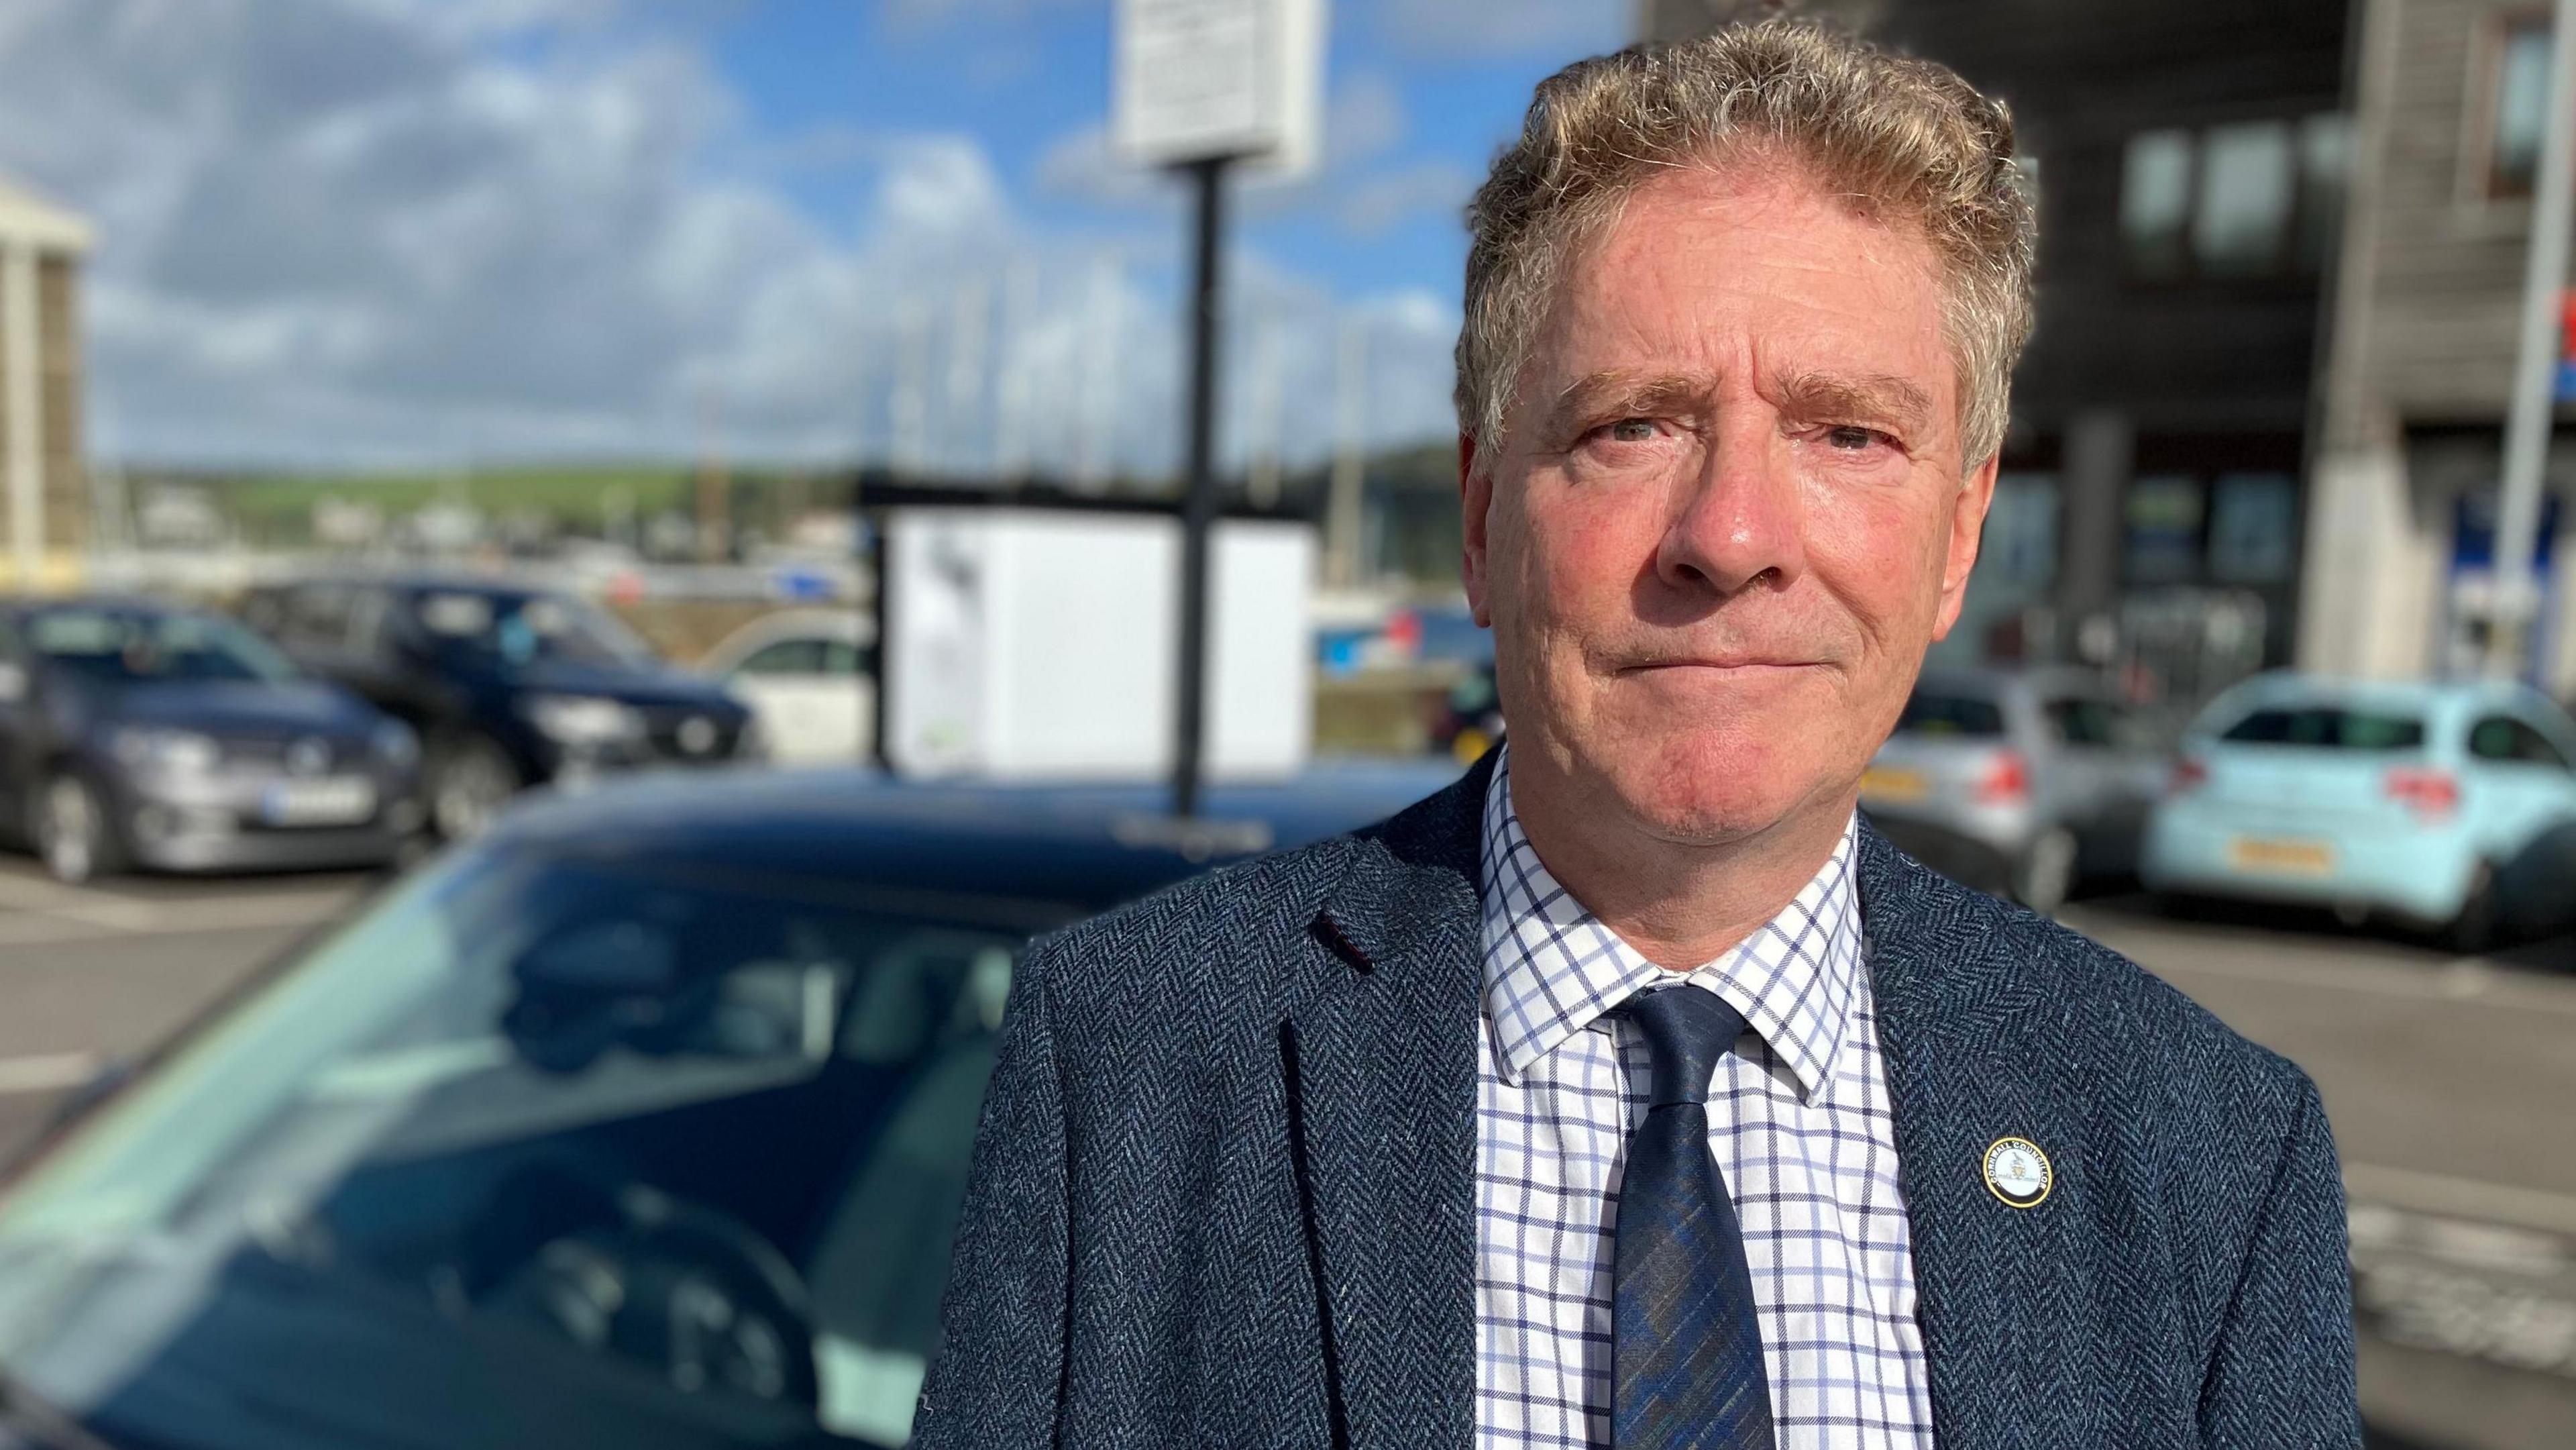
1620 984 1751 1108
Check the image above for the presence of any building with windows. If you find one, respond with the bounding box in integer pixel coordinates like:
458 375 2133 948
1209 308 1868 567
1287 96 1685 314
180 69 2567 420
1641 1 2576 703
2304 0 2576 692
1643 0 2353 703
0 171 91 590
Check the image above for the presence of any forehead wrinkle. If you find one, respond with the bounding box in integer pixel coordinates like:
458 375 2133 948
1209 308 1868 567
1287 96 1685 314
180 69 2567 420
1550 368 1715 427
1770 368 1935 431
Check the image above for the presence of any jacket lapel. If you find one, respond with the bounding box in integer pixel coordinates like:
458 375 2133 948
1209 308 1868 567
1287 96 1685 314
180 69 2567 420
1860 825 2115 1447
1281 755 1489 1450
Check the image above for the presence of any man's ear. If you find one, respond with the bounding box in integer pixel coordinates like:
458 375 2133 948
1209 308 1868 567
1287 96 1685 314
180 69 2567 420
1460 432 1496 628
1929 452 2000 643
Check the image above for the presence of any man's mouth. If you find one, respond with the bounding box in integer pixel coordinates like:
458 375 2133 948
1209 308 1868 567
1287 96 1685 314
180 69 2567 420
1615 656 1825 674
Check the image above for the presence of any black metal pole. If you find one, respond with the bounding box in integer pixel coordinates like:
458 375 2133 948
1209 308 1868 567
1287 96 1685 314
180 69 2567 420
1173 154 1228 819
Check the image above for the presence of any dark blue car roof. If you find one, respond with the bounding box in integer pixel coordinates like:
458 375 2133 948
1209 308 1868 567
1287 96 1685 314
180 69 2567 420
485 760 1464 921
3 594 205 619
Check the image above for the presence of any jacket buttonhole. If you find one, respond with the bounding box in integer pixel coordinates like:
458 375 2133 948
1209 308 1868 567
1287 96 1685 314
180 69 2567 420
1309 913 1373 974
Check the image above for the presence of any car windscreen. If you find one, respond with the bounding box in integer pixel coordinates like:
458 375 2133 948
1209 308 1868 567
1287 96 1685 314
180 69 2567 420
2217 705 2426 751
408 589 656 669
23 609 299 685
1894 689 2006 738
0 842 1050 1450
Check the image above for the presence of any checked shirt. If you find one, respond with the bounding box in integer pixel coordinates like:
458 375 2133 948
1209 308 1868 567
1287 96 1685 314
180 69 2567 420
1474 748 1934 1449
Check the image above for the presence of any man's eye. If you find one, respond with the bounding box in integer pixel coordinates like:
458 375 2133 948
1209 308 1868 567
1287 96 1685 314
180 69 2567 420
1603 418 1658 444
1823 425 1891 452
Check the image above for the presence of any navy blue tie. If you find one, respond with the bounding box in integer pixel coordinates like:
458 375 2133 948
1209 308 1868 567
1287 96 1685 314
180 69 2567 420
1611 984 1774 1449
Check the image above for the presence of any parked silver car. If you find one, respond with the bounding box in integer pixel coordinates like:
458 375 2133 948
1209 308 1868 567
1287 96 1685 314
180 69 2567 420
1859 667 2169 912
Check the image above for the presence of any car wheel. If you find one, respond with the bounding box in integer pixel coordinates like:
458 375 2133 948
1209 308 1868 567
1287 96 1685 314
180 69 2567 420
2012 826 2080 917
428 735 521 841
2445 864 2501 956
30 770 126 885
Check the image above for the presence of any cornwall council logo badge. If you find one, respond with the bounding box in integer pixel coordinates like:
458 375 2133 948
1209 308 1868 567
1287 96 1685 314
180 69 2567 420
1983 1137 2052 1208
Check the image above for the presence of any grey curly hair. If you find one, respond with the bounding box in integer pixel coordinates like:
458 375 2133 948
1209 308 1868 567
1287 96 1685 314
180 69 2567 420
1456 18 2038 467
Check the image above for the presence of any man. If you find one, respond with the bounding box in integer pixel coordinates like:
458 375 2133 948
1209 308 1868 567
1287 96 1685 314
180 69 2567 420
917 19 2358 1449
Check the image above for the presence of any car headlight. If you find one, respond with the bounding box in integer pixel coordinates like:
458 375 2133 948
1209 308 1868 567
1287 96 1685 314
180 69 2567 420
111 727 222 776
370 718 421 766
525 694 646 746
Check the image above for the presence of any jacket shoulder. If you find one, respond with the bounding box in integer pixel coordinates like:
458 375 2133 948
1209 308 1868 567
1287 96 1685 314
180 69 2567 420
1014 832 1367 1028
1870 836 2312 1106
1018 759 1489 1034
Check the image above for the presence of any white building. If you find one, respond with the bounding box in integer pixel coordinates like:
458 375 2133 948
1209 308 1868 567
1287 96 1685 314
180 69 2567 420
0 171 91 590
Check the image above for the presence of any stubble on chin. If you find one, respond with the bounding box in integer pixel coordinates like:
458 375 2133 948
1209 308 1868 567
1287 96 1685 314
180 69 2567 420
1554 680 1864 845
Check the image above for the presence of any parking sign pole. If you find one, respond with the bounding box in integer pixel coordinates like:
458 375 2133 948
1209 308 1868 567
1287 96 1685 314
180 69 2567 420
1173 154 1228 819
1115 0 1324 814
2493 0 2576 677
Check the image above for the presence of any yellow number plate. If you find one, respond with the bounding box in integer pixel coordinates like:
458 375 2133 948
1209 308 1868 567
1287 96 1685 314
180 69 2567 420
1859 766 1930 804
2226 837 2336 876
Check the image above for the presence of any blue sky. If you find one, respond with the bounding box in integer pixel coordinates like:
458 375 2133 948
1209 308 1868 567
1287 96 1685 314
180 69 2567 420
715 0 1620 299
0 0 1632 472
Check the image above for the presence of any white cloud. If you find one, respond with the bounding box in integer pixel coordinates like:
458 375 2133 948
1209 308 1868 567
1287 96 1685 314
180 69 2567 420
1334 159 1476 238
1037 70 1413 214
1034 123 1152 207
1325 71 1410 168
0 0 1463 474
874 134 1014 238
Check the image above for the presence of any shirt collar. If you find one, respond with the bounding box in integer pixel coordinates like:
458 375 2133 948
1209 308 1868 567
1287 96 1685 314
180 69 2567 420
1476 744 1864 1100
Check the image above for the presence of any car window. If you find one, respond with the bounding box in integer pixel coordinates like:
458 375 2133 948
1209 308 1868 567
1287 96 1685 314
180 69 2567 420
822 639 865 676
25 608 300 684
343 586 391 658
2045 696 2123 748
237 588 287 636
1896 690 2006 738
2218 706 2424 751
284 585 354 649
2468 715 2573 770
409 589 656 669
0 845 1046 1450
737 638 828 676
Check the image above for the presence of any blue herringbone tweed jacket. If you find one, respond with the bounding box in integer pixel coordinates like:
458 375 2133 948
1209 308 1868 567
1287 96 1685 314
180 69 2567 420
913 754 2361 1449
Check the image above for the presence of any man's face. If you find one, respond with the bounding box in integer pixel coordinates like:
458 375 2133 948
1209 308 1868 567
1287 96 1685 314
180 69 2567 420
1464 162 1996 847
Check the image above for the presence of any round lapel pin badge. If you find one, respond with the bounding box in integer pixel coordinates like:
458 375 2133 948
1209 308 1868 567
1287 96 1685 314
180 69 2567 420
1983 1137 2053 1208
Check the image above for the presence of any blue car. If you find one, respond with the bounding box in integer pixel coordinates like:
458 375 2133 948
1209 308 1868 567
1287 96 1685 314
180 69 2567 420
0 598 423 882
0 760 1459 1450
2141 673 2576 947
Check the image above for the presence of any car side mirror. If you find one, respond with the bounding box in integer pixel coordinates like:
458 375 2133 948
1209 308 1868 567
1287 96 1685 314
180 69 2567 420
0 662 28 703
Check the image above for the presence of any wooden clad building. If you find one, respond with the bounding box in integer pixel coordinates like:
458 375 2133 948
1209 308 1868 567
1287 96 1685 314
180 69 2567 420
1647 0 2576 698
2307 0 2576 690
0 171 92 590
1642 0 2357 693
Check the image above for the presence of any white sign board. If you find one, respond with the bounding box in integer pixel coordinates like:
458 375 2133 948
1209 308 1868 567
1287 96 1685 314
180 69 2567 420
1114 0 1327 174
884 509 1315 781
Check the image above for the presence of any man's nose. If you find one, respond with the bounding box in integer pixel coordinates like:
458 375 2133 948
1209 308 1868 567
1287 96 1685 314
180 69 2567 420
1652 419 1808 595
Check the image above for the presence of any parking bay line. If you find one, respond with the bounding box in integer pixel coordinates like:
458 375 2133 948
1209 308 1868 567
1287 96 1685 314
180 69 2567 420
0 888 359 947
0 1052 99 1096
2347 1162 2576 1239
2060 918 2576 1019
2153 950 2576 1018
0 873 162 931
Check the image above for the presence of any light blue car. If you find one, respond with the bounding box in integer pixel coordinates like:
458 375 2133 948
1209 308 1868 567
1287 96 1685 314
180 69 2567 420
2141 673 2576 947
